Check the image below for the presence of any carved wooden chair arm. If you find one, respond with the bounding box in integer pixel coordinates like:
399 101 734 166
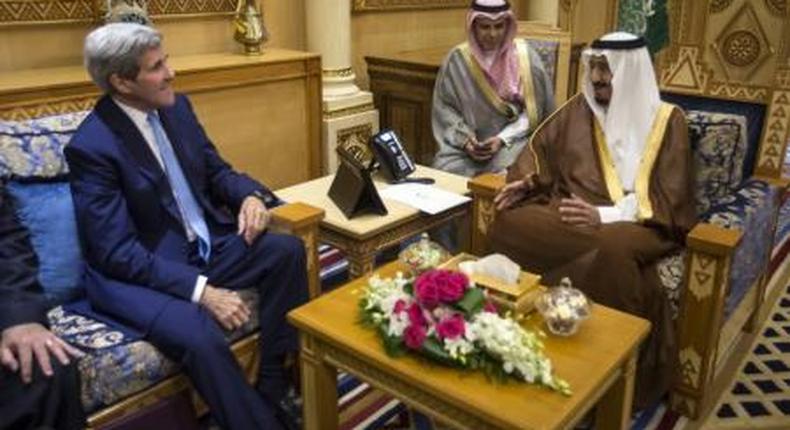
467 173 506 255
270 202 325 299
673 222 742 417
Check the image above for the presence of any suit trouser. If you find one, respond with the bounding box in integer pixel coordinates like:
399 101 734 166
0 359 85 430
147 232 308 430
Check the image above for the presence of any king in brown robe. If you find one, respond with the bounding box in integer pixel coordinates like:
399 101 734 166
489 32 696 408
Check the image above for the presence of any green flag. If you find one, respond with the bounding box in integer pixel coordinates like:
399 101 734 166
617 0 669 55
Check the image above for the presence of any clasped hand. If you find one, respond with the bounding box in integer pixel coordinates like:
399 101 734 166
237 195 270 245
464 136 503 162
200 285 251 331
1 323 84 384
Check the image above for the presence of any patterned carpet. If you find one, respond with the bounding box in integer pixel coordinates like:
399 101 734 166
702 283 790 429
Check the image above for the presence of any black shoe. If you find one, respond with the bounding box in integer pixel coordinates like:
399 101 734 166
272 386 303 430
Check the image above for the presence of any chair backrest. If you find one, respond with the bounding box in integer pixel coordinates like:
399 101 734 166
0 111 89 179
517 21 572 105
662 93 767 215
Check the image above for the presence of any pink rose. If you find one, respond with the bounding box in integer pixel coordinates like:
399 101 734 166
436 314 466 340
483 301 498 313
403 324 427 350
415 270 469 306
393 299 407 314
406 303 426 326
414 272 441 308
437 271 468 303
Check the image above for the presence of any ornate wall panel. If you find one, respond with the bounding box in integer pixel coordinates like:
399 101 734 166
764 0 787 16
659 0 786 104
0 0 236 25
710 2 774 82
352 0 466 12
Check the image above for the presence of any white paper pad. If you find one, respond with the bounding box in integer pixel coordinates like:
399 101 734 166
379 183 470 215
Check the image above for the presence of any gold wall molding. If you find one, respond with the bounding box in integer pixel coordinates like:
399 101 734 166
352 0 466 12
0 0 236 25
765 0 787 16
660 46 713 95
755 88 790 176
707 81 769 102
322 67 354 78
323 103 376 119
709 0 734 14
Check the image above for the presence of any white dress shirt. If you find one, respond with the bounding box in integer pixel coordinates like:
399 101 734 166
113 98 208 303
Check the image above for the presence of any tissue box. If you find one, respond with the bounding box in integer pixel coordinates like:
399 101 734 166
440 253 543 313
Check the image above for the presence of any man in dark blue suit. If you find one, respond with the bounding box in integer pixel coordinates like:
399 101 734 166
0 183 85 430
66 22 307 429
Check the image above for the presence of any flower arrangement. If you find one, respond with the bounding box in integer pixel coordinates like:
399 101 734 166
359 269 571 395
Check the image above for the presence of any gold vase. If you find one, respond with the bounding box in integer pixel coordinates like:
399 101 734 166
233 0 268 55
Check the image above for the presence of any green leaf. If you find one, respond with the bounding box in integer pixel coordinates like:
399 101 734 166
380 328 405 357
421 337 455 365
455 287 485 317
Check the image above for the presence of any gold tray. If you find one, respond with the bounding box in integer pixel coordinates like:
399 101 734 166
440 253 544 313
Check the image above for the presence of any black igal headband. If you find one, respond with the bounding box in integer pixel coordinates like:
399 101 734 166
590 36 647 50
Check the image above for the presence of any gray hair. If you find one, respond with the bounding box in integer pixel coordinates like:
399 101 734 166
84 23 162 93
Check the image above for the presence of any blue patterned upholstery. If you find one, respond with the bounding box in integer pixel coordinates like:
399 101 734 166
47 289 261 413
687 110 749 215
0 111 88 178
704 180 781 317
656 109 777 320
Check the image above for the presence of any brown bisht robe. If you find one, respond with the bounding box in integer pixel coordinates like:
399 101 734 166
489 94 696 408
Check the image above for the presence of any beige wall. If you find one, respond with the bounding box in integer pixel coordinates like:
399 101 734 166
351 8 467 89
1 1 538 91
0 0 307 73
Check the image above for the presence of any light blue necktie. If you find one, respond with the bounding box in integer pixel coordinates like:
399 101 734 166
147 112 211 262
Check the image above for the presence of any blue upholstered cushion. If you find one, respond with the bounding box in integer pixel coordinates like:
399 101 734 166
703 179 780 317
0 111 88 179
48 289 261 413
6 181 85 305
687 110 749 215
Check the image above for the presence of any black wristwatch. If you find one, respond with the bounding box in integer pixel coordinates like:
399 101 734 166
250 190 271 207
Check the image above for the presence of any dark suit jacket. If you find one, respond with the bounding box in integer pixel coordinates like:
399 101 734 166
65 94 273 334
0 184 48 332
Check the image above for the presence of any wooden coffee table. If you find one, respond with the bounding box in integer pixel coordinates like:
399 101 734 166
277 165 470 282
288 261 651 430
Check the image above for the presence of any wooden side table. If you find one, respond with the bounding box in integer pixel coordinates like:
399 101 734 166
277 165 471 281
288 260 650 430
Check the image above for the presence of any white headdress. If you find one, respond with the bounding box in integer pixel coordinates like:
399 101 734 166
581 32 661 192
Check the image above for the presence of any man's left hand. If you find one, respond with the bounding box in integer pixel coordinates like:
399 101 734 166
558 194 601 227
237 195 270 245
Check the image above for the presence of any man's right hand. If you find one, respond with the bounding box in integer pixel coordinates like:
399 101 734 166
1 323 84 384
200 285 251 331
494 176 536 211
